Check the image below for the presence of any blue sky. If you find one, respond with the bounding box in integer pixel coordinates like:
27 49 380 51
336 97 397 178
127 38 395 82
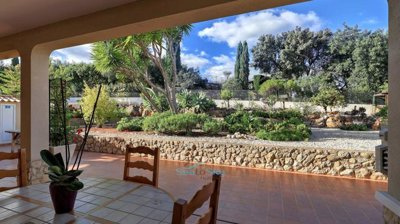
47 0 388 82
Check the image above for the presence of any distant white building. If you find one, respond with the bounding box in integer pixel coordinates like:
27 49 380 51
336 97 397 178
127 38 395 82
0 96 20 144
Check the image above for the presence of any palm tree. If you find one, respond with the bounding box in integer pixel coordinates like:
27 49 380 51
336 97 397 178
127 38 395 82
92 25 192 113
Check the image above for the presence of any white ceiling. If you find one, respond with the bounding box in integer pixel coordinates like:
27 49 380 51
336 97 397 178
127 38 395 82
0 0 137 38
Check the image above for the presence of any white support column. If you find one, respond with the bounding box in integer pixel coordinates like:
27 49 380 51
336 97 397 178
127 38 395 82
376 0 400 223
388 0 400 199
19 46 51 184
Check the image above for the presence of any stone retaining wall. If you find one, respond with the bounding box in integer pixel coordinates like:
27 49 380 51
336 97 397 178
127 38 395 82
29 160 49 184
81 134 387 181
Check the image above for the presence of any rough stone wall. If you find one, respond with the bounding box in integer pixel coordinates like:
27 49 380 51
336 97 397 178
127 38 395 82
81 135 387 181
384 207 400 224
29 159 49 184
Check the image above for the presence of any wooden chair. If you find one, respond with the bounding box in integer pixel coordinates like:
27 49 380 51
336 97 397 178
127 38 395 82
0 148 28 192
123 146 160 187
172 173 222 224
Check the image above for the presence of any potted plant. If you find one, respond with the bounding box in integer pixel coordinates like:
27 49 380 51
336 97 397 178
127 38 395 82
40 150 83 213
42 79 102 214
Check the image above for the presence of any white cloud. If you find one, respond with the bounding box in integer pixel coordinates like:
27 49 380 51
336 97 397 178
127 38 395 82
0 59 11 65
362 18 378 25
203 54 260 83
180 42 188 52
51 44 92 63
200 51 208 57
181 52 210 69
198 10 322 48
204 54 235 83
1 44 92 65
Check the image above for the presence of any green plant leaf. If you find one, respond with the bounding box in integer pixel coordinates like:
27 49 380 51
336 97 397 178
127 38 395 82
40 150 59 167
48 166 63 176
48 173 60 181
59 175 76 183
66 180 84 191
54 153 66 172
65 170 83 178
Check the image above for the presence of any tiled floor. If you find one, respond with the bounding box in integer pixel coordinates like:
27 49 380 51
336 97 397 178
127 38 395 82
0 178 175 224
0 145 388 224
78 152 387 224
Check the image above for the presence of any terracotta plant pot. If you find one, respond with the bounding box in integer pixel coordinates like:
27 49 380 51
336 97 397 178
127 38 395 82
49 183 78 214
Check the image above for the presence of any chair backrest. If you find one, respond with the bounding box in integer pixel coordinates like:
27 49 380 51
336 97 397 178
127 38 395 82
123 146 160 187
0 148 27 192
172 173 222 224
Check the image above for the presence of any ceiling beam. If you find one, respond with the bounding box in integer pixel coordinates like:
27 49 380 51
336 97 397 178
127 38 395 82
0 0 307 58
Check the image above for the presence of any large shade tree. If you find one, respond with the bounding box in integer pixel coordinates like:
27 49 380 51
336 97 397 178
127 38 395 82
324 25 368 90
350 29 388 93
324 26 387 103
252 27 332 79
50 61 116 96
0 64 20 96
93 25 191 113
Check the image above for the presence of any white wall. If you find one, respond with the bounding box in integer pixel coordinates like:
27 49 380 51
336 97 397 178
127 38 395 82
68 97 376 115
69 97 143 106
214 100 376 115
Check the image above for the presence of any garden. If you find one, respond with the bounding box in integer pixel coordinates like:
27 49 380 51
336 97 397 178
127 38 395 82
0 22 388 180
0 24 388 147
62 84 387 145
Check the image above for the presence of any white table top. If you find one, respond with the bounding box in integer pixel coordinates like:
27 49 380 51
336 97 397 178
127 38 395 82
0 178 174 224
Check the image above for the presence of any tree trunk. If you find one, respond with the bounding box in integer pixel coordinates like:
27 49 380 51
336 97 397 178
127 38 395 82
136 83 162 113
166 86 178 113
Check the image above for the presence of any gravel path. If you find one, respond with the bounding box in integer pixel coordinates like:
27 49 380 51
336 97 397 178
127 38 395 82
90 128 380 152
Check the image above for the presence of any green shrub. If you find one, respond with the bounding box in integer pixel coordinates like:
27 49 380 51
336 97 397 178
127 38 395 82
224 111 264 134
251 109 304 120
143 112 209 134
311 87 346 112
142 112 173 131
177 90 216 113
116 117 143 131
268 109 303 120
115 107 129 119
221 89 234 108
80 84 118 127
375 106 388 119
202 120 224 135
251 109 269 118
256 118 311 141
141 89 170 112
340 124 368 131
158 113 208 134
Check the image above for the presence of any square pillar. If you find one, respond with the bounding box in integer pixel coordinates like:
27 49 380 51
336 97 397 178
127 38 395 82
19 46 51 184
388 0 400 199
376 0 400 223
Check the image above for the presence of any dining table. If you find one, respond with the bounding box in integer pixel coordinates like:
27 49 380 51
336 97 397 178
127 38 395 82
4 130 20 153
0 177 175 224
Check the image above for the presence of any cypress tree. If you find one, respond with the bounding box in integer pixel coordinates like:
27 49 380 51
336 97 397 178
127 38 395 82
11 57 19 66
174 41 182 73
239 41 250 89
166 39 182 74
234 42 243 83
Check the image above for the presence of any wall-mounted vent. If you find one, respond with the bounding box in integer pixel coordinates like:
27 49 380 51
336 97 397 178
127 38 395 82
375 145 388 175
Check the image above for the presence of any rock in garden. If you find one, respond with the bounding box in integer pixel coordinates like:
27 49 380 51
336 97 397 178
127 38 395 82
235 156 243 164
340 169 354 176
355 168 371 178
326 117 341 128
